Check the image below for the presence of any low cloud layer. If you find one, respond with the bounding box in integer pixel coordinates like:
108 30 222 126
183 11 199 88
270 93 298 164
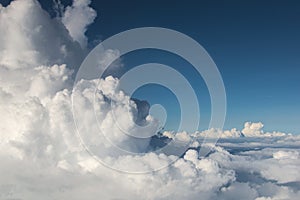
0 0 299 199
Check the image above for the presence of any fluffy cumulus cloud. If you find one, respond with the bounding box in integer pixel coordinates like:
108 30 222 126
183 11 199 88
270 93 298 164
0 0 300 199
0 0 85 70
62 0 96 48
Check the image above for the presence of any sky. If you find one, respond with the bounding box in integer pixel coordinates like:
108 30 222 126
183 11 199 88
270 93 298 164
83 0 300 133
1 0 300 199
1 0 296 133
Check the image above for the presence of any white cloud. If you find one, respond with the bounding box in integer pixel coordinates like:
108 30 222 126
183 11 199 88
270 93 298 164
242 122 287 137
62 0 96 48
273 150 299 160
193 127 243 138
0 0 84 70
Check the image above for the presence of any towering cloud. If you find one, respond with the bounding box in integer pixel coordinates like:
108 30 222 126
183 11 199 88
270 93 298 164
0 0 84 70
62 0 96 48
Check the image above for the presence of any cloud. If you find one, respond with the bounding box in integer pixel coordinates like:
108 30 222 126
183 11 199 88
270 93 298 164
164 122 287 140
62 0 96 48
0 0 299 199
193 127 243 138
0 0 84 70
241 122 287 137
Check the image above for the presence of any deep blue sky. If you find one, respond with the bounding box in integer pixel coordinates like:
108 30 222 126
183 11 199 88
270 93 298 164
88 0 300 133
4 0 299 133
